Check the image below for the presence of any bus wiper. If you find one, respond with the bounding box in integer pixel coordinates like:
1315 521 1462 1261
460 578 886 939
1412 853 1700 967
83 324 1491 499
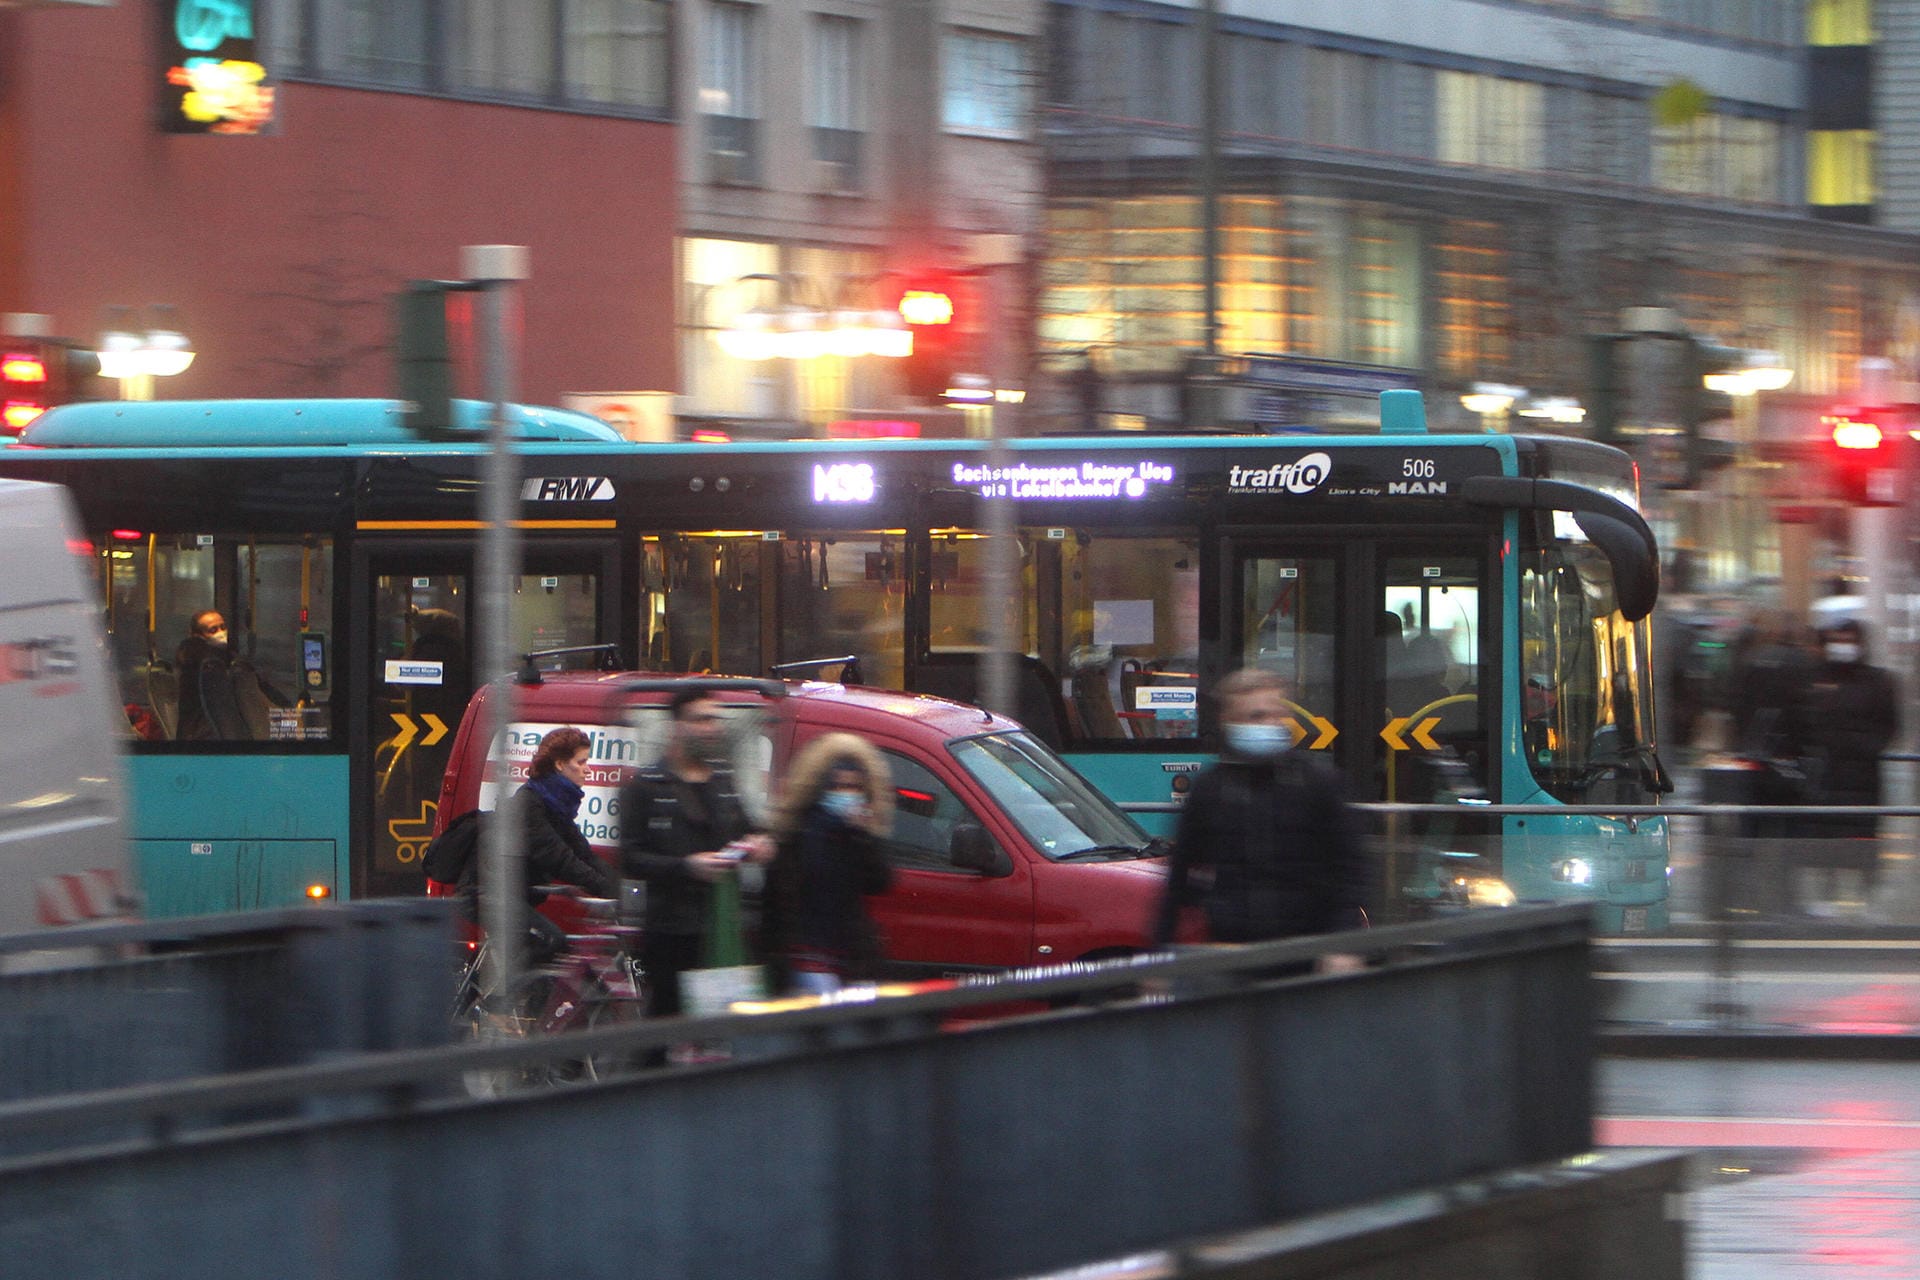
1575 742 1673 795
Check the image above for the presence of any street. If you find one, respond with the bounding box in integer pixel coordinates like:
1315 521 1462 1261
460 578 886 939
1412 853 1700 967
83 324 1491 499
1600 1059 1920 1278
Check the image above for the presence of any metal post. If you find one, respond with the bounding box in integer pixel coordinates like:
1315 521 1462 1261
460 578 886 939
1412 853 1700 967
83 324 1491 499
465 245 532 1009
980 259 1019 719
1199 0 1220 362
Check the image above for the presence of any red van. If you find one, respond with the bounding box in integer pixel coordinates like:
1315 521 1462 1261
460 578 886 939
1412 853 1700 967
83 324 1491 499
433 673 1197 976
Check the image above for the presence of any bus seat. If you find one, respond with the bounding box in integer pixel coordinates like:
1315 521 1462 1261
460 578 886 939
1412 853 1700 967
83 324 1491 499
145 662 179 740
908 653 1069 749
1069 668 1126 740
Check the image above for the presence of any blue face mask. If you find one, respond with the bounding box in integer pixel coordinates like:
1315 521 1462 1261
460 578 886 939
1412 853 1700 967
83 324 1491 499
820 789 866 822
1224 721 1294 760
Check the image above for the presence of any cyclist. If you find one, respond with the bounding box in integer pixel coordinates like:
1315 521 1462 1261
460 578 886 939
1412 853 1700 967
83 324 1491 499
460 725 619 966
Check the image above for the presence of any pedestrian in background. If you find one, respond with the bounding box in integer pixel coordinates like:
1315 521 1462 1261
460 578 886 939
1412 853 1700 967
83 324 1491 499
620 688 772 1017
761 734 894 996
1152 667 1371 971
1789 618 1899 916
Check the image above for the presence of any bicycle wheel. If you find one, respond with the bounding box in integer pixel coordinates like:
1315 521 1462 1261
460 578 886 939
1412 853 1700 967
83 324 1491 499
457 970 556 1098
579 994 647 1082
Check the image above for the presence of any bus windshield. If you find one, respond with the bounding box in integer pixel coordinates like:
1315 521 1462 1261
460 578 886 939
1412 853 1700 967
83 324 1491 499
949 732 1155 860
1519 532 1660 804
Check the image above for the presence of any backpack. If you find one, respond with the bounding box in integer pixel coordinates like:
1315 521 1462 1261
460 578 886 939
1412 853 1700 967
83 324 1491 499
422 808 489 884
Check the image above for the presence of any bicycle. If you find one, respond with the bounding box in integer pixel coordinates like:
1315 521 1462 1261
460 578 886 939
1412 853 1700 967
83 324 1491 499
452 887 649 1094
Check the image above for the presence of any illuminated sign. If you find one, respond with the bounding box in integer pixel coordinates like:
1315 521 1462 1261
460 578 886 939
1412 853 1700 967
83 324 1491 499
160 1 276 136
1227 452 1332 496
953 461 1175 500
813 462 877 504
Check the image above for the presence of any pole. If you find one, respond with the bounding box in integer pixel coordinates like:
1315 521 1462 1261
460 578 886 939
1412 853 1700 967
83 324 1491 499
1199 0 1220 363
980 261 1019 721
466 244 531 1011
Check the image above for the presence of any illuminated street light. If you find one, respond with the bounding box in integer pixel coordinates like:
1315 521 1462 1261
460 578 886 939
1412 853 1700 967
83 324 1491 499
95 307 196 400
1460 382 1526 417
1516 396 1587 424
1703 348 1795 397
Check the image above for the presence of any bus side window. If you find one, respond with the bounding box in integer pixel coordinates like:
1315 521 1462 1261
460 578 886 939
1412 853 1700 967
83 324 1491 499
101 533 335 744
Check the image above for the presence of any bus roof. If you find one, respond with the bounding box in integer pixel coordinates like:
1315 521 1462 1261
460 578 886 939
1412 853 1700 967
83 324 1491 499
16 399 625 449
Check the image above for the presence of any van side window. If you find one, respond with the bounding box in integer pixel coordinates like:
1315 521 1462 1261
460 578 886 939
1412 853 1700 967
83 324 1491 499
877 750 1001 875
99 533 334 743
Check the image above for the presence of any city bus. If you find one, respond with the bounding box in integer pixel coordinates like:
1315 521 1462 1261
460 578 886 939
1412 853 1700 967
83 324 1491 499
1 392 1670 929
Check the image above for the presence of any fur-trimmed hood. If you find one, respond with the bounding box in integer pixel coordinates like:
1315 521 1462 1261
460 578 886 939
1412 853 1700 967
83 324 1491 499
771 732 893 839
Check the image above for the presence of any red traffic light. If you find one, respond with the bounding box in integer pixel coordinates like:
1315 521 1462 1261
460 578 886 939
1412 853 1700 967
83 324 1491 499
1826 412 1884 451
3 349 52 431
1822 407 1901 506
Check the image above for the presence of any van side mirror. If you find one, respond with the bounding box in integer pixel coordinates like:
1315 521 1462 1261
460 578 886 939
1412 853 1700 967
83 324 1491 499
949 824 1011 876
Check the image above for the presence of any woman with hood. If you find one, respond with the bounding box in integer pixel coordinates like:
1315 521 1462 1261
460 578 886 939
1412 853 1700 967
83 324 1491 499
761 733 895 995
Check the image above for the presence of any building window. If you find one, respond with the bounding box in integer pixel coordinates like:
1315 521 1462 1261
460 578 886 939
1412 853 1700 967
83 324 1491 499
452 0 557 98
567 0 672 108
702 2 761 184
1808 0 1873 45
1434 221 1510 381
944 30 1029 137
269 0 670 116
1436 71 1544 172
1808 130 1876 207
679 238 885 424
810 15 865 191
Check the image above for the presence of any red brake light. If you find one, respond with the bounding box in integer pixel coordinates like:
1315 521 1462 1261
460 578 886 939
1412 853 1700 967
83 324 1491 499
111 529 144 541
2 402 45 430
690 429 732 444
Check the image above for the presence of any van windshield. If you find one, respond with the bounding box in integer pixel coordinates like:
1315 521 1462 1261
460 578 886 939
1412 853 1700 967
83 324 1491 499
950 732 1154 860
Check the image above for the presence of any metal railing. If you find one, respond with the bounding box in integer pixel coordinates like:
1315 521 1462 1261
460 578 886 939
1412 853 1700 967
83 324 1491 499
0 907 1593 1280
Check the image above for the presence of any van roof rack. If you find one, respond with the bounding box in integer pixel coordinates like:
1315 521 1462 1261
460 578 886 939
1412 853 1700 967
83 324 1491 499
516 643 622 685
769 655 862 684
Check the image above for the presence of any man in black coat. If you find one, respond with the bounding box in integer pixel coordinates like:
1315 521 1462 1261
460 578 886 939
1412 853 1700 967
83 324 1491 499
1790 618 1899 913
620 689 771 1017
1153 667 1371 968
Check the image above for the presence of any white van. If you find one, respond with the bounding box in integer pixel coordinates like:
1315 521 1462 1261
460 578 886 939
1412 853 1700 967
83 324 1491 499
0 479 135 934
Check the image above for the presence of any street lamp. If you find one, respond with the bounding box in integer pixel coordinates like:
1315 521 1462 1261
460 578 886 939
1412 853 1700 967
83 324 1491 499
1460 382 1526 424
96 306 196 400
710 275 912 363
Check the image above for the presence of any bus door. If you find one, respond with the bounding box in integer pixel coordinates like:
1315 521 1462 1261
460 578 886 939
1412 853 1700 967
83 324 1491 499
1233 536 1494 915
354 539 620 897
1230 538 1491 799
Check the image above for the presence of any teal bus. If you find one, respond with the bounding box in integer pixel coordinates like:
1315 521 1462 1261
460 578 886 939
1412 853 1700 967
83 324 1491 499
1 391 1670 929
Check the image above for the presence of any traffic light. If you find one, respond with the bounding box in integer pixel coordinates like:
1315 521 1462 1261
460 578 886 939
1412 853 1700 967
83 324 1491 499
1823 406 1903 506
896 274 967 402
1677 339 1741 489
1 339 105 434
1585 333 1624 447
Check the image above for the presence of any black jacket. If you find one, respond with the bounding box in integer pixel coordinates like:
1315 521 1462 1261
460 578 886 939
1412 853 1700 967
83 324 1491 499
1794 659 1900 799
761 808 894 989
1153 752 1371 946
173 635 245 740
456 786 618 905
619 765 755 937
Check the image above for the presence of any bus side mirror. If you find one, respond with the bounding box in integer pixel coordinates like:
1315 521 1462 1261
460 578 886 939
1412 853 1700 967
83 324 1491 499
950 824 1011 876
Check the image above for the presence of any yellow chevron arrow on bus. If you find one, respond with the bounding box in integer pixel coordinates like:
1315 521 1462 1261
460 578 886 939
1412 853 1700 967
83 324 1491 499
420 713 449 747
1299 712 1337 749
389 713 417 751
1281 716 1308 745
1409 717 1442 751
1380 716 1410 751
1281 700 1339 749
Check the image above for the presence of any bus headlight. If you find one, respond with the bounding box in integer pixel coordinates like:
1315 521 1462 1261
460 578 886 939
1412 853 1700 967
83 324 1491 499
1451 876 1516 908
1551 858 1594 886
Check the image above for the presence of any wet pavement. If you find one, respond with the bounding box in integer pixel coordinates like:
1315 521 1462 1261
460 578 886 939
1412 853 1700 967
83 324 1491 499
1598 1060 1920 1278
